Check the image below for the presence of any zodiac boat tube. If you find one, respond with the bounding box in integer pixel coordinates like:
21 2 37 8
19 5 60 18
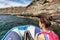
2 25 42 40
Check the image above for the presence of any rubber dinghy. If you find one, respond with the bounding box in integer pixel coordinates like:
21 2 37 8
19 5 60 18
2 25 42 40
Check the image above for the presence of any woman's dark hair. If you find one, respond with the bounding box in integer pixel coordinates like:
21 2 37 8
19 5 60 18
38 13 52 28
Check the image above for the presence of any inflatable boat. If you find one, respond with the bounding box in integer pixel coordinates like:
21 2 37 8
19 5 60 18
2 25 42 40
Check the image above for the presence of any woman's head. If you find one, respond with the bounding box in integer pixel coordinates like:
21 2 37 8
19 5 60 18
38 13 52 29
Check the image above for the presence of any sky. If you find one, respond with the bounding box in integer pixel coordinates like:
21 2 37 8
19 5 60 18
0 0 33 8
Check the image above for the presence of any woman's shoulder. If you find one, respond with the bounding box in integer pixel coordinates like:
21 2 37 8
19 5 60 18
38 34 45 40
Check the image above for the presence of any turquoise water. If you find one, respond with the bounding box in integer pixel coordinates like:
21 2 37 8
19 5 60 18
0 14 39 39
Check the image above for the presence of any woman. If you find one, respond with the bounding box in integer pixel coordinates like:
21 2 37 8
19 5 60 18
34 13 59 40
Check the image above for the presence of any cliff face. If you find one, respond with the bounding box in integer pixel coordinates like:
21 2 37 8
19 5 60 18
0 7 26 14
25 0 60 15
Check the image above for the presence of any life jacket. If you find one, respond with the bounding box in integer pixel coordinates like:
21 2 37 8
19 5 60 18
36 31 59 40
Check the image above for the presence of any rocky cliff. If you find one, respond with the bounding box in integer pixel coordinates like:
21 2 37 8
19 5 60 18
0 7 26 14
